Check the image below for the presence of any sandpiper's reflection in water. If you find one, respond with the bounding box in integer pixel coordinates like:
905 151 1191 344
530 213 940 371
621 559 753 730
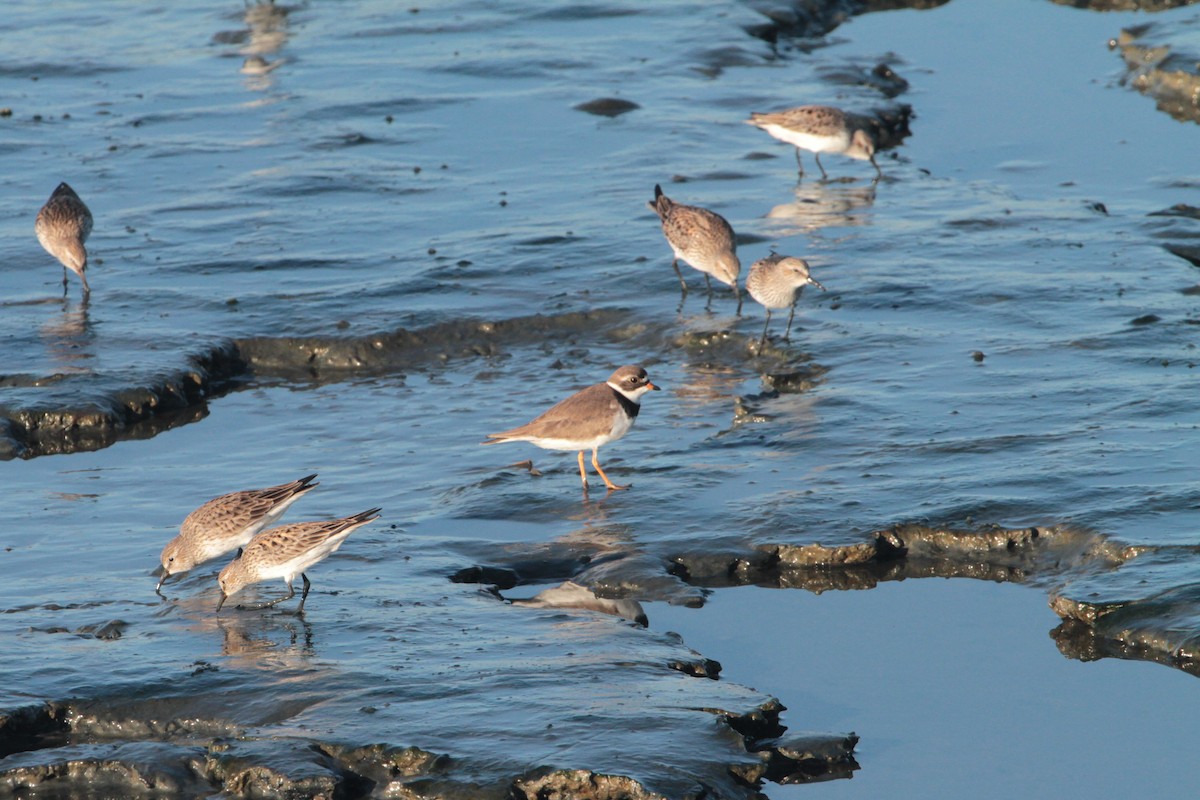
216 608 317 671
243 0 291 56
40 299 94 371
241 55 286 91
764 181 877 236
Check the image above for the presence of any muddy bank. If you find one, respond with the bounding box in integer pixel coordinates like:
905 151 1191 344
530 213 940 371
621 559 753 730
2 312 637 460
1050 544 1200 677
0 343 242 461
1 310 825 460
1115 20 1200 123
453 522 1135 596
0 633 855 799
743 0 949 43
450 522 1200 683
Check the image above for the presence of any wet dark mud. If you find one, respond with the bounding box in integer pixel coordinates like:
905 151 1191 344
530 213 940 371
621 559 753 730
6 0 1200 797
1115 20 1200 123
0 642 854 799
1050 545 1200 677
0 311 640 460
743 0 950 43
2 310 825 462
0 344 243 461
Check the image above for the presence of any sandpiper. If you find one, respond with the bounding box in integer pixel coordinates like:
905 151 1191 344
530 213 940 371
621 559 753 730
745 105 881 181
483 365 660 492
35 183 94 297
216 508 381 613
746 253 826 347
158 474 318 592
648 185 742 312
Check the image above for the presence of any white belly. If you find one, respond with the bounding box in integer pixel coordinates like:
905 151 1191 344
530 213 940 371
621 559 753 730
525 411 635 452
763 124 850 154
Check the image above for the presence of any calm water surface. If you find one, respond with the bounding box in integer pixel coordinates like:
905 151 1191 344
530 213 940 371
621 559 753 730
2 0 1199 796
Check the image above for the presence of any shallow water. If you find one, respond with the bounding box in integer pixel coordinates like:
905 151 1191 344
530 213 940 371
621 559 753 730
656 581 1199 799
3 0 1200 796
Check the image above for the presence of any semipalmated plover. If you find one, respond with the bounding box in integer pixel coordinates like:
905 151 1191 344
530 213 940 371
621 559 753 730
648 185 742 312
745 105 881 181
158 474 318 592
216 508 381 613
35 183 94 297
483 365 660 492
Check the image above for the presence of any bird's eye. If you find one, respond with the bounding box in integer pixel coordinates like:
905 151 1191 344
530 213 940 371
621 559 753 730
168 556 174 563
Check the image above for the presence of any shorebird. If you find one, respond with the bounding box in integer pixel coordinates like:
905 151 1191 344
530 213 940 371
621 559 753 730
216 508 381 613
745 105 881 181
483 365 660 492
746 253 826 347
158 475 318 592
35 183 94 297
648 184 742 312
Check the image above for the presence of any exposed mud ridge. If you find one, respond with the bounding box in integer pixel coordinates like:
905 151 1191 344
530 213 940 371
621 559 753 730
1115 21 1200 124
232 309 637 377
1 310 643 460
670 523 1137 593
0 577 856 800
1056 0 1199 11
0 343 244 461
449 523 1137 604
1049 545 1200 678
742 0 948 43
0 697 855 799
5 307 819 463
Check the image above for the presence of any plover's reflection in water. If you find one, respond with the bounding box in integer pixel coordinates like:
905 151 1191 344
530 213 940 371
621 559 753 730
40 300 94 371
504 581 648 627
764 181 876 235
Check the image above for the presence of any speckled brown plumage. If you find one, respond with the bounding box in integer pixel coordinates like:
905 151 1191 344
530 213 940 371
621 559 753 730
158 474 318 590
35 182 93 296
746 105 880 180
648 185 742 311
216 508 381 613
746 253 826 345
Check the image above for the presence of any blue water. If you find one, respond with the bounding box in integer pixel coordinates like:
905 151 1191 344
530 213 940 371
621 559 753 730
2 0 1199 796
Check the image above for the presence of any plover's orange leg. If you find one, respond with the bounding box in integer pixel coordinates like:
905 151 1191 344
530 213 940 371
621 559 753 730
576 450 589 489
591 448 629 491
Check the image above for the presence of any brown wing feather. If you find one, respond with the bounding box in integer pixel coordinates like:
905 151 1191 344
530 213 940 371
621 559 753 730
241 510 380 568
182 476 316 537
664 204 735 253
486 383 618 443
